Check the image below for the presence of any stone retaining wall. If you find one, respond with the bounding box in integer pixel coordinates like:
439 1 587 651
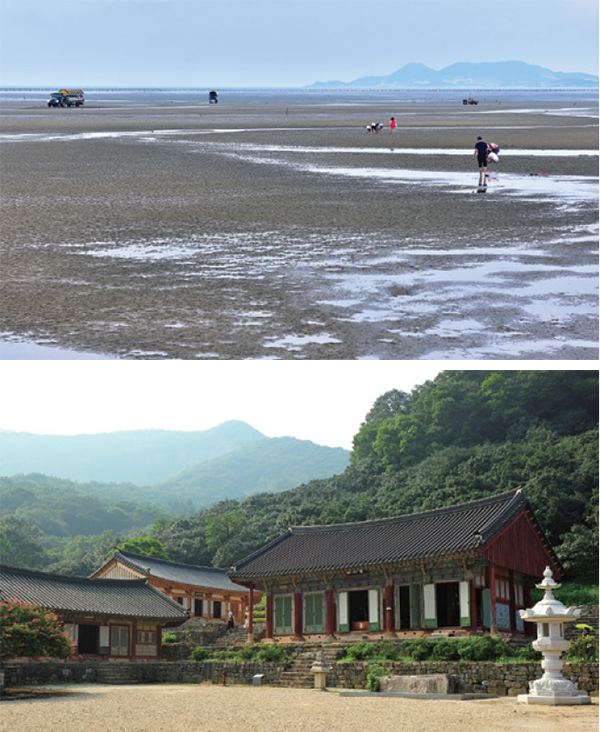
3 661 206 687
162 642 204 662
3 660 287 688
331 661 599 696
4 659 598 696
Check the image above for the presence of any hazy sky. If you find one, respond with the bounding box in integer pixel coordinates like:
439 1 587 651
0 362 594 450
0 0 597 87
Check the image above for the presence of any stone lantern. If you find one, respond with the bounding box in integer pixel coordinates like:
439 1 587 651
310 650 331 690
517 567 591 705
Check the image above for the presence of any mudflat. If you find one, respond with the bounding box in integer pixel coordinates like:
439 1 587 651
1 684 598 732
1 90 598 359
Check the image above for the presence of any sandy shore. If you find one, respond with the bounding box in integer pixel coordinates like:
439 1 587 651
1 92 597 359
1 684 598 732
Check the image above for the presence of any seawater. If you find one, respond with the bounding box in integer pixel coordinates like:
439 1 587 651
1 87 599 108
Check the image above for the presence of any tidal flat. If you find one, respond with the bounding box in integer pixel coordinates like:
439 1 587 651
1 89 598 359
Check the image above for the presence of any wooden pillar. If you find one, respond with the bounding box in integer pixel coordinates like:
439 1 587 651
157 626 162 660
487 564 498 636
265 593 273 639
130 621 136 659
247 584 254 643
384 584 396 636
508 569 516 634
524 582 534 637
325 589 336 637
469 579 478 632
294 592 303 638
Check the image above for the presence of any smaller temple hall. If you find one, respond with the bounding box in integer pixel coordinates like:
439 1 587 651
93 549 250 626
229 489 561 641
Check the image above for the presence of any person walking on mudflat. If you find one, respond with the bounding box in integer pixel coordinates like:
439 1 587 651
473 136 489 186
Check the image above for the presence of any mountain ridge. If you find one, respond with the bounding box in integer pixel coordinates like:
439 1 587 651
0 422 351 513
309 60 599 89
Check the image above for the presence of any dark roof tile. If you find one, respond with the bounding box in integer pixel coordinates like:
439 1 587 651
0 565 188 620
230 489 535 579
99 550 249 593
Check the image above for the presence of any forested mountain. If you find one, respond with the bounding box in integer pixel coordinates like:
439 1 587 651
155 437 350 505
2 371 597 583
0 474 173 537
0 421 265 485
0 433 350 518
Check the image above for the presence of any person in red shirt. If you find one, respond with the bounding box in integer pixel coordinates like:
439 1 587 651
390 117 396 133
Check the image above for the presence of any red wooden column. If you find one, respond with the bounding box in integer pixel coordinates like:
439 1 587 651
470 579 478 632
265 593 274 639
508 569 516 634
384 584 396 635
325 589 336 637
247 584 254 641
487 564 498 635
154 625 162 660
294 592 303 638
523 581 534 637
131 621 137 660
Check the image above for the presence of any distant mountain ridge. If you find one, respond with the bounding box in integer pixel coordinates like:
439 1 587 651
310 61 599 89
0 422 351 513
0 421 264 486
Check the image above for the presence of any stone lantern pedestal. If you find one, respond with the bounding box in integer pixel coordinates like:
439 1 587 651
517 567 591 706
310 650 331 690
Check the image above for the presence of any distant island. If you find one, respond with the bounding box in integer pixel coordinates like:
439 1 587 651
309 61 599 89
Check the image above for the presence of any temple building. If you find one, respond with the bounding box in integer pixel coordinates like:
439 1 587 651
229 489 561 641
0 564 188 660
93 549 250 626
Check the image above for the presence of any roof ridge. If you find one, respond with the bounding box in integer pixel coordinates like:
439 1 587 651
476 489 527 541
0 563 148 586
287 489 523 534
117 549 228 573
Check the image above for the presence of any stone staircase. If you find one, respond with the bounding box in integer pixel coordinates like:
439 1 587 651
96 663 140 685
210 626 251 649
271 643 343 689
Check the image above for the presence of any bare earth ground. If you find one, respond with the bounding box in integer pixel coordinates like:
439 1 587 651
1 684 598 732
1 91 598 359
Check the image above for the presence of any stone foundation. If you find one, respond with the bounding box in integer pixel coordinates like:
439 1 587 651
331 661 599 697
4 659 598 696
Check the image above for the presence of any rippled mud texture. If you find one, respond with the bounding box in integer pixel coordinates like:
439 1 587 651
1 91 598 359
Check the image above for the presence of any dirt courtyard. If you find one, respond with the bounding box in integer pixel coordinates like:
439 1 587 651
2 684 598 732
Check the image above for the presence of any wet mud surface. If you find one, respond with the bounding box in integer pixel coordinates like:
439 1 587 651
1 92 598 359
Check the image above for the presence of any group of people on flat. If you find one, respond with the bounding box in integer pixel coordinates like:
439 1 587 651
366 117 396 134
366 119 500 187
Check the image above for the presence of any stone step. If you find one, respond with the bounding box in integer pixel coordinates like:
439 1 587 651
272 677 314 688
96 666 140 685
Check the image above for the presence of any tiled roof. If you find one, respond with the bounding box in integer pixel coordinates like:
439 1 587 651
0 565 188 620
104 550 249 593
230 489 544 579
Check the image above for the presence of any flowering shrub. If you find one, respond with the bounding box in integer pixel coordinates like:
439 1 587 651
0 599 76 663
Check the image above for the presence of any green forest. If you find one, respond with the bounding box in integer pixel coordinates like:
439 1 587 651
1 370 597 591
